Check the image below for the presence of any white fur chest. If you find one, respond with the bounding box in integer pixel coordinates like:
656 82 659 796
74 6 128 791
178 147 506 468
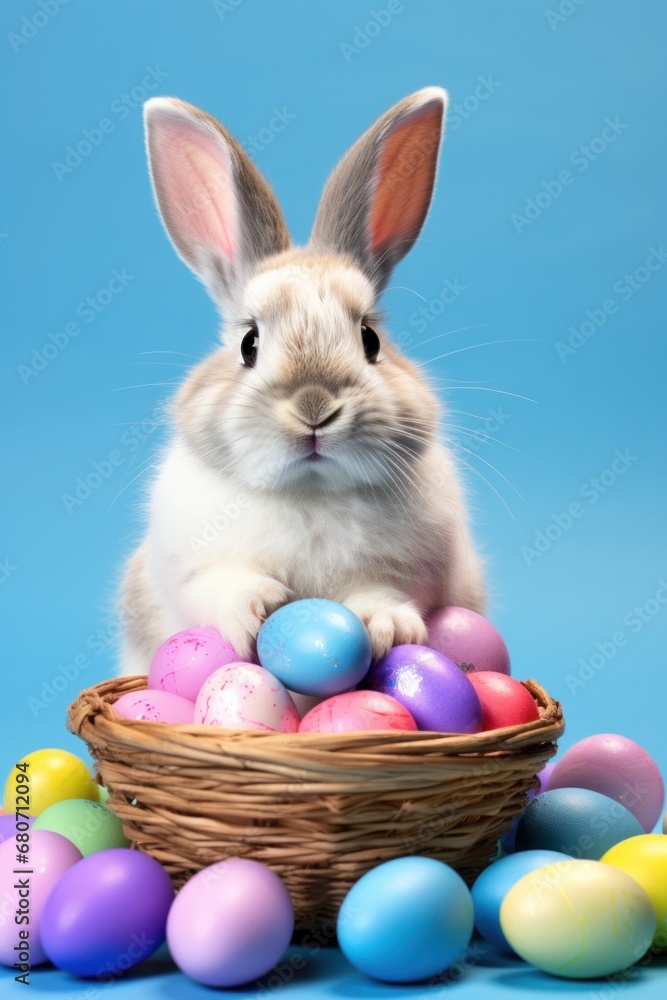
146 439 441 602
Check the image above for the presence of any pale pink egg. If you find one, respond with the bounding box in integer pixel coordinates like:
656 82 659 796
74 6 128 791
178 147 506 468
113 689 196 724
298 690 418 734
195 663 300 733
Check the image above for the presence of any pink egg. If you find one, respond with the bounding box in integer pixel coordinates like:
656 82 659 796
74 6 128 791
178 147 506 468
195 663 300 733
547 733 665 833
0 830 83 966
113 689 196 724
148 626 241 702
426 607 511 675
299 691 418 733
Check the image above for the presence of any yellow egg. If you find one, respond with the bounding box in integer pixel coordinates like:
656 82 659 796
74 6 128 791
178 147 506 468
500 859 656 978
2 749 100 817
601 834 667 950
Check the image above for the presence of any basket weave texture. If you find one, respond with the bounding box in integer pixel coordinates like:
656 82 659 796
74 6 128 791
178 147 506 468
68 674 564 931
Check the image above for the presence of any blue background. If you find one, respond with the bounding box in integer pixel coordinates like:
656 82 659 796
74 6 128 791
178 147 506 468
2 0 666 996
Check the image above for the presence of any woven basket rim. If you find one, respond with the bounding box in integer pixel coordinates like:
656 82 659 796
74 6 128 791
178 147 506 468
67 674 564 761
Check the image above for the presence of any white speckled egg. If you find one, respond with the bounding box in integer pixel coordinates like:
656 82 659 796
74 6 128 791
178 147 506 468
113 689 195 724
500 858 656 979
195 663 299 733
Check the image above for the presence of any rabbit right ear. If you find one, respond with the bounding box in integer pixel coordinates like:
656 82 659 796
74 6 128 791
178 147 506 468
143 98 290 309
310 88 447 294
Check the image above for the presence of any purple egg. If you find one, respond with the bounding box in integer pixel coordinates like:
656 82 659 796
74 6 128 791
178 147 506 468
41 848 174 977
365 645 484 733
0 813 34 845
426 607 511 675
538 762 556 795
0 830 83 967
166 858 295 987
148 626 241 702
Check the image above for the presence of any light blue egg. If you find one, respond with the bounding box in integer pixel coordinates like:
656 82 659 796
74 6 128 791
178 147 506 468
515 788 644 858
472 849 571 951
337 856 474 983
257 599 372 696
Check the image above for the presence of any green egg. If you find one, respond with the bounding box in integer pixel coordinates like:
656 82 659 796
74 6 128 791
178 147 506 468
32 797 130 856
97 785 110 805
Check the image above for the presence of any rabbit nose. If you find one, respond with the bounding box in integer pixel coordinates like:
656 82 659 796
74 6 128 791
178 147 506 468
290 387 343 429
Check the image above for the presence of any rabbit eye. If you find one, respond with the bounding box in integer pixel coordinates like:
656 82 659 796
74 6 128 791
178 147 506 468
361 324 380 363
241 327 259 367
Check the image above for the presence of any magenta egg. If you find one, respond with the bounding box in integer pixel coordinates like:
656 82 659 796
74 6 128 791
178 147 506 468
40 848 174 977
365 645 484 733
195 662 300 732
148 626 241 701
166 858 294 987
113 689 196 724
426 607 511 675
0 831 83 966
299 690 418 733
547 734 665 833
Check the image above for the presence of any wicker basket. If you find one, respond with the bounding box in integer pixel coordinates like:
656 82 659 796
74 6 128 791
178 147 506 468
67 674 564 932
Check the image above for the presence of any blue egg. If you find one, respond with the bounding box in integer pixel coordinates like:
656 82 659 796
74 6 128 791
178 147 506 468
257 599 372 696
337 857 473 983
515 788 644 859
472 849 571 951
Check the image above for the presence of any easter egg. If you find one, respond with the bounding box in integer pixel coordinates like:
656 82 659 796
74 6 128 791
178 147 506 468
467 672 539 730
500 859 656 978
0 812 34 845
166 858 294 987
337 856 474 983
298 690 417 734
426 606 510 675
471 849 571 951
537 761 555 794
0 831 83 966
257 599 372 696
515 787 643 859
148 626 240 701
195 662 300 732
33 798 130 856
113 689 196 724
97 785 110 805
3 749 99 817
41 848 174 977
364 645 483 733
547 733 664 833
601 834 667 950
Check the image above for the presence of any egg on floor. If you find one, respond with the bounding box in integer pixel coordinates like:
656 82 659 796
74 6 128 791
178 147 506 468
2 749 99 816
601 834 667 950
337 856 474 983
40 848 174 977
515 787 643 859
33 798 130 856
0 831 83 967
500 858 656 978
547 733 664 833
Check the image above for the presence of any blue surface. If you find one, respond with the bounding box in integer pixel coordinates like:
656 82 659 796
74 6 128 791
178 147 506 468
2 0 667 996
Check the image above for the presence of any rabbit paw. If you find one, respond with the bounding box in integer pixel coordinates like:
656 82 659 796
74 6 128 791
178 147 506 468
215 575 292 660
343 591 427 660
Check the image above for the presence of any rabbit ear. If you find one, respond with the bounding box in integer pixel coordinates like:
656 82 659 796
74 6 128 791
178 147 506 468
310 87 447 293
143 97 290 307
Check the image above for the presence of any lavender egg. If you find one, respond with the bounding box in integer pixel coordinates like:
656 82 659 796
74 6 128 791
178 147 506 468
427 607 511 675
113 689 196 724
148 626 241 702
365 645 484 733
195 662 300 732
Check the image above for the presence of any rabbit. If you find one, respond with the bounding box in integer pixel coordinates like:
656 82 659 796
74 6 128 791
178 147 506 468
118 86 485 676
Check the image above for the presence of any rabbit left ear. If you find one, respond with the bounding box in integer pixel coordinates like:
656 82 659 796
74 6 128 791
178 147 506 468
310 87 447 293
144 97 290 309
